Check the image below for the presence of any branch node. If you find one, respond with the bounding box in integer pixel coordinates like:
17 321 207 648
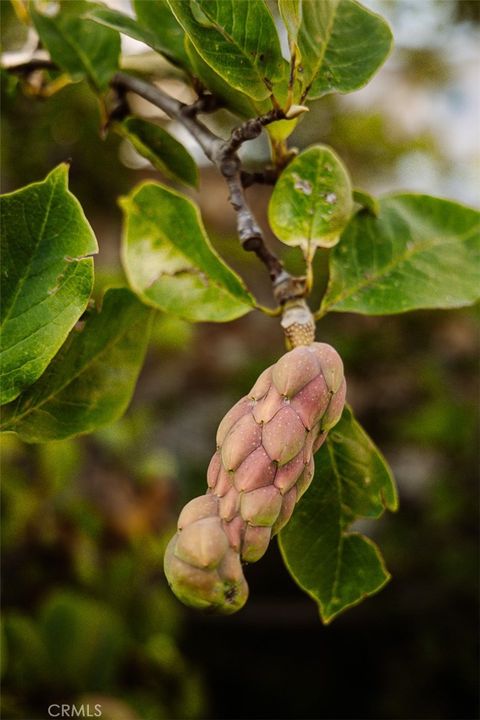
281 298 316 349
273 274 307 305
220 155 240 179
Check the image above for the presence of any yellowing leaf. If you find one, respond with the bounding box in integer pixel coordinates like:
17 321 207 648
269 145 353 256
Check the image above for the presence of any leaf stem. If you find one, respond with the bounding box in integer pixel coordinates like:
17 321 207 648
253 303 282 317
313 305 328 321
305 258 314 295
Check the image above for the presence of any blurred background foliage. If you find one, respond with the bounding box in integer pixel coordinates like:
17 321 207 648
1 1 479 719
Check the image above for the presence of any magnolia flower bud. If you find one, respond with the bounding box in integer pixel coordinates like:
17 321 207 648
164 343 346 614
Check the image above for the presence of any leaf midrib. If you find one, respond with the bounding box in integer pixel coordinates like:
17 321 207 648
305 149 345 255
0 263 90 367
300 0 340 98
0 179 57 331
191 2 272 93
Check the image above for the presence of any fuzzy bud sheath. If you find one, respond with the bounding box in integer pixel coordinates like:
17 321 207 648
164 343 346 614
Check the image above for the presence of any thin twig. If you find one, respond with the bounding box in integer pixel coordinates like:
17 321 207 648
4 58 58 74
111 72 301 298
111 71 221 160
241 168 279 188
184 91 222 115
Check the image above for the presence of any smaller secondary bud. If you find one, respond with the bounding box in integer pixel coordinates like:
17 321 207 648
240 485 283 527
175 517 228 569
178 494 218 529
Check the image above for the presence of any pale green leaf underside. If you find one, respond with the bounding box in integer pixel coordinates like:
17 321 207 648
321 194 480 315
0 289 152 443
279 406 397 623
86 7 165 56
297 0 392 100
269 145 353 253
167 0 285 101
0 164 98 406
121 182 254 322
278 0 302 44
118 118 198 188
31 1 120 91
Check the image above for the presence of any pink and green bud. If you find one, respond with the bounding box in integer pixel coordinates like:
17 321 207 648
178 494 218 529
272 346 320 397
164 536 249 614
241 525 272 562
261 406 306 465
174 517 228 569
221 412 262 470
164 342 346 614
233 446 276 492
240 485 283 526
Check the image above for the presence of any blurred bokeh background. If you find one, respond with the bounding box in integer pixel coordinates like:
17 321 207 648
1 1 479 719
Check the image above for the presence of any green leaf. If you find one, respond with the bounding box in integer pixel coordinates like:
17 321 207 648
352 188 380 217
31 0 120 91
118 118 198 188
120 182 255 322
268 145 353 256
0 164 97 406
0 288 152 443
86 7 162 53
134 0 193 70
266 116 300 142
87 2 191 71
277 1 304 115
279 0 302 44
320 194 480 316
279 406 398 624
185 38 257 118
167 0 285 101
297 0 392 101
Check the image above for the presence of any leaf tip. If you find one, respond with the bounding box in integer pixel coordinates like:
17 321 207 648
48 162 71 186
384 486 399 513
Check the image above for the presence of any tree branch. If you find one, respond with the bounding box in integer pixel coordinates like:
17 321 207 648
5 58 58 74
3 62 316 343
111 72 300 300
111 72 221 160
